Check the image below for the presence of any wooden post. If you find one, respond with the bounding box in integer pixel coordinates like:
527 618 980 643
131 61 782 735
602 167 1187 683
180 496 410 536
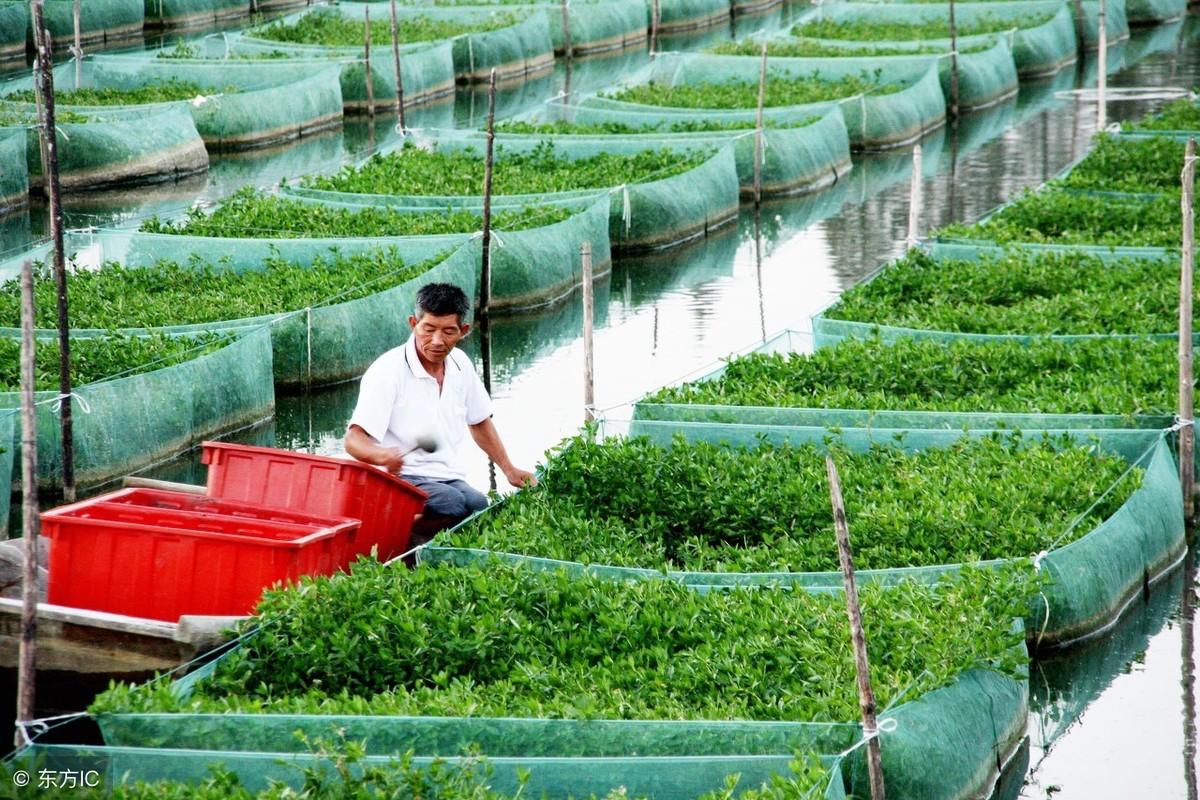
825 457 887 800
31 1 75 504
1180 137 1195 518
906 144 923 249
480 68 497 326
1182 556 1198 800
72 0 81 89
753 42 767 208
388 0 405 130
754 208 766 342
561 0 573 62
649 0 660 57
364 7 375 120
948 0 960 118
581 242 594 423
15 260 40 748
1097 0 1107 131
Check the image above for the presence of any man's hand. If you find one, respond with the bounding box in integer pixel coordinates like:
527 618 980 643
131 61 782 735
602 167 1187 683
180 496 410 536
505 466 537 488
378 447 406 474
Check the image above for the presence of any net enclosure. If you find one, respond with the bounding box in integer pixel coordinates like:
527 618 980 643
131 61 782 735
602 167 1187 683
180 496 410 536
143 0 250 29
0 128 28 214
597 51 948 150
41 0 145 47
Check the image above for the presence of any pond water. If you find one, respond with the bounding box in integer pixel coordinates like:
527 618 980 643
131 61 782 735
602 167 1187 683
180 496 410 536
1 6 1199 795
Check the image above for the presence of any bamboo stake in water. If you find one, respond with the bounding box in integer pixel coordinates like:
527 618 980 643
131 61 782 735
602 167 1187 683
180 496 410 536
72 0 81 89
561 0 573 61
906 144 923 249
1097 0 1108 131
31 1 75 504
480 68 497 326
15 260 40 748
389 0 406 130
948 0 959 118
826 457 887 800
364 7 375 120
753 42 767 208
649 0 660 57
582 241 594 423
1180 137 1196 518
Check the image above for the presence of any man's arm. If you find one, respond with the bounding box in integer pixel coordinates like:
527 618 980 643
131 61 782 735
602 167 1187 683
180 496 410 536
469 418 537 488
345 424 407 473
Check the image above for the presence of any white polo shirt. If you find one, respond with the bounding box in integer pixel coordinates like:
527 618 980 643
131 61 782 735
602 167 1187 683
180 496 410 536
348 337 493 481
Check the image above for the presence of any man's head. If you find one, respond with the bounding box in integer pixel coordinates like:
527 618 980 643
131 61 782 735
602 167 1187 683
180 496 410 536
409 283 471 365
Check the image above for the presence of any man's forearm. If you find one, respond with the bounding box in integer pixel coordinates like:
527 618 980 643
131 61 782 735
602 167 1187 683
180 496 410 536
469 418 515 471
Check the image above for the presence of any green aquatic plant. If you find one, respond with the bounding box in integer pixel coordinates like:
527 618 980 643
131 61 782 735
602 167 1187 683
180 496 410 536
252 7 518 47
605 72 899 109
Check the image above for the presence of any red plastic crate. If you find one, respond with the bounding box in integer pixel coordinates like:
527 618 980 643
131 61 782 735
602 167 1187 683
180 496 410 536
43 488 360 622
201 442 428 562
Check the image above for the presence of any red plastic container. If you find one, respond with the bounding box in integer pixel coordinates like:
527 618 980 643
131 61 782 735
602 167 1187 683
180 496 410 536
201 442 428 562
43 488 360 622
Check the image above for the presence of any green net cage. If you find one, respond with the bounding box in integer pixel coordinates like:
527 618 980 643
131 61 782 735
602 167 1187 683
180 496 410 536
0 104 210 192
529 99 854 197
606 51 948 150
0 2 27 65
143 0 249 29
221 32 458 114
1124 0 1186 25
284 129 741 253
0 128 28 213
655 0 732 32
796 0 1077 79
1077 0 1130 46
41 0 144 47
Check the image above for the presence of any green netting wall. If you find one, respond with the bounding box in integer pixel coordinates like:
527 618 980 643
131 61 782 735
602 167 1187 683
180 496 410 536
800 1 1077 78
762 35 1018 112
425 0 649 55
930 235 1175 261
86 641 1028 798
1124 0 1186 24
226 34 458 114
0 128 27 214
549 101 854 197
0 327 274 490
84 55 345 150
733 0 785 15
143 0 248 28
98 196 610 312
286 130 741 252
632 52 947 150
0 410 14 531
1076 0 1130 46
1 104 210 191
0 2 27 63
655 0 730 32
43 0 144 47
14 743 847 800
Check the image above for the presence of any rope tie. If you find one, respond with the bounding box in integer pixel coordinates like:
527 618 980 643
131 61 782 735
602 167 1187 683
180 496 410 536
834 717 899 759
43 392 92 415
1172 416 1195 432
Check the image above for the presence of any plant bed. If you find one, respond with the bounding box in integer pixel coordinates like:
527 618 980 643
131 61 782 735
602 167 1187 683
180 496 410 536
2 79 232 106
91 558 1031 798
1060 133 1189 193
818 248 1186 337
1124 97 1200 133
252 7 519 47
605 72 900 109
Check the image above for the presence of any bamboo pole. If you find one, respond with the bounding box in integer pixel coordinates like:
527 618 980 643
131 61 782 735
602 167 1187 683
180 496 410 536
582 241 594 423
753 42 767 208
825 457 886 800
948 0 959 118
72 0 81 89
1182 556 1198 800
364 7 375 121
15 260 40 748
649 0 660 57
1097 0 1107 131
389 0 406 130
906 144 923 249
754 208 766 342
1180 137 1195 518
31 1 75 504
561 0 573 61
480 68 497 325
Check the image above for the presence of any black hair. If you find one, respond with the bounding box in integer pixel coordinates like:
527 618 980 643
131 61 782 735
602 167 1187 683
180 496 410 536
414 283 471 324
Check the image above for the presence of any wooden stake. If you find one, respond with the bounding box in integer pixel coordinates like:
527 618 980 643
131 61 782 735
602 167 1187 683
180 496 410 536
1097 0 1107 131
388 0 405 130
15 260 40 748
72 0 81 89
364 7 375 120
581 242 594 423
649 0 660 57
825 456 886 800
906 144 923 248
948 0 959 118
753 42 767 208
561 0 573 61
1181 556 1198 800
31 1 75 504
480 68 497 324
1180 137 1195 518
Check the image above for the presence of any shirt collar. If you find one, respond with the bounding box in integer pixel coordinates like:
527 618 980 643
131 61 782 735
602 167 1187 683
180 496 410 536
403 337 461 381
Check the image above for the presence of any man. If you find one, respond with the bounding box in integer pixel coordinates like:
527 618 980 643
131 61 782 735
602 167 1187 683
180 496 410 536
345 283 536 548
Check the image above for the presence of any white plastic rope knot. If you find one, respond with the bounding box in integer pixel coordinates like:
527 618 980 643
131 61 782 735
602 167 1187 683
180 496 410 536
835 717 899 759
44 392 91 415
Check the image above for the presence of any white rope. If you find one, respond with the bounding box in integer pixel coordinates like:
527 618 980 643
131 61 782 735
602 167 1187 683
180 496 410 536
40 392 92 415
834 717 899 760
622 184 631 233
305 306 313 388
1171 417 1195 433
